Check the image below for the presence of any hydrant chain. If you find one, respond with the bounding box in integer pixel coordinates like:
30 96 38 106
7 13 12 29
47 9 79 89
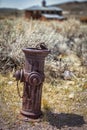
17 81 23 98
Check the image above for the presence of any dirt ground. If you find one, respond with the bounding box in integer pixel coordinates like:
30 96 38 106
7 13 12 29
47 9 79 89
0 111 87 130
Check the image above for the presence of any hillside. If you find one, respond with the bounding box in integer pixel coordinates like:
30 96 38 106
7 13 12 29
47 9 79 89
52 1 87 18
0 8 23 18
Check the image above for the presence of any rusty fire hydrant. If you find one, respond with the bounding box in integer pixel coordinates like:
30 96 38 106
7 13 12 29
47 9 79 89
14 45 50 119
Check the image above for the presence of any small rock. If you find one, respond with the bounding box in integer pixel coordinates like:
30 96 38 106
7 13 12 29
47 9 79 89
66 81 75 86
62 70 73 80
69 93 74 99
8 81 13 85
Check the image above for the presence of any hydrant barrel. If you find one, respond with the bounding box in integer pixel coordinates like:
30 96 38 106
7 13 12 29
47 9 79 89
20 48 50 119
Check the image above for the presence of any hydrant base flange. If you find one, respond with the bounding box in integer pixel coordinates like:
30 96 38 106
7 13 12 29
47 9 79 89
20 110 43 119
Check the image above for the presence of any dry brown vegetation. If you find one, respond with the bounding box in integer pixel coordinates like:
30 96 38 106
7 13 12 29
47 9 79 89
0 18 87 129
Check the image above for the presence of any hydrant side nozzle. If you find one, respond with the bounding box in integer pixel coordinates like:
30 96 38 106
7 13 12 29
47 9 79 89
13 70 24 82
13 70 20 81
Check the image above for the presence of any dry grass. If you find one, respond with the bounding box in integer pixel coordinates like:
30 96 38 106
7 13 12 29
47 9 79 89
0 18 87 73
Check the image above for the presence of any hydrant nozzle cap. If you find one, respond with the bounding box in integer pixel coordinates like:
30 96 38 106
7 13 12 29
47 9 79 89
13 70 21 81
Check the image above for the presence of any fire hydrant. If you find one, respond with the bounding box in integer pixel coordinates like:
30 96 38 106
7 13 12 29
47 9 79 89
14 45 50 119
